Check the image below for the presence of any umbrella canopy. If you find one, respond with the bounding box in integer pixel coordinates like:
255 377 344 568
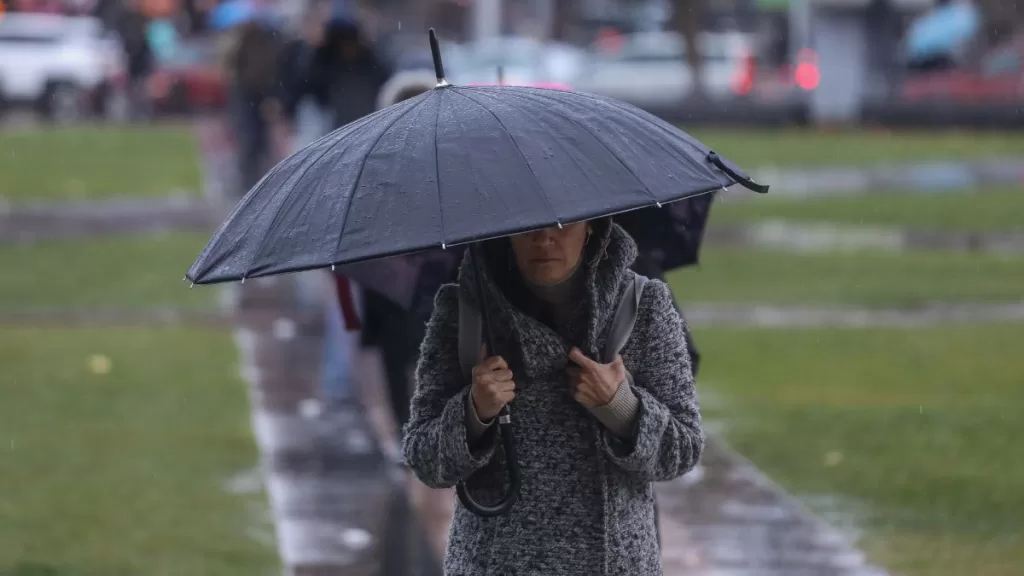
186 77 764 285
338 78 715 311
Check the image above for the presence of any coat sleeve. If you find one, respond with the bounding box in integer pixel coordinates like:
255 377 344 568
401 284 500 488
599 279 704 482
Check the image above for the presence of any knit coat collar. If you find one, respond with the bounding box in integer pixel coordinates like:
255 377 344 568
456 219 638 358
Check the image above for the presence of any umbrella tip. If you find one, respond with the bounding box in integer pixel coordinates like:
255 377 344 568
428 28 448 87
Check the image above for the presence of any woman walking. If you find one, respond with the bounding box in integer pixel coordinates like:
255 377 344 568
403 218 704 575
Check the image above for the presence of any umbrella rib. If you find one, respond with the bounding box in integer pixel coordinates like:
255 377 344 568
331 96 432 262
470 89 608 205
432 94 447 247
492 89 657 206
242 129 359 279
451 88 562 226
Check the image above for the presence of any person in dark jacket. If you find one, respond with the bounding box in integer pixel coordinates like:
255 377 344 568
225 18 284 195
277 0 331 132
315 15 392 128
404 219 703 575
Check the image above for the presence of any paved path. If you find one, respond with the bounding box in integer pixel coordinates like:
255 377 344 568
0 195 213 243
5 300 1024 330
744 157 1024 199
683 301 1024 328
656 440 890 576
707 220 1024 256
229 280 440 576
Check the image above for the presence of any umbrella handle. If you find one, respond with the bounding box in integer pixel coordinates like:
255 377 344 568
455 405 522 517
456 243 522 517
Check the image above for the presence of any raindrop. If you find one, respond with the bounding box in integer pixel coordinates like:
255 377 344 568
397 21 401 30
339 528 372 550
299 398 322 419
272 318 297 341
823 451 843 467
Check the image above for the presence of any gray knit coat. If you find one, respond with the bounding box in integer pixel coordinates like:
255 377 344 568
402 221 704 576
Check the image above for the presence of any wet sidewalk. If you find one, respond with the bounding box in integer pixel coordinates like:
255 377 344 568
655 441 888 576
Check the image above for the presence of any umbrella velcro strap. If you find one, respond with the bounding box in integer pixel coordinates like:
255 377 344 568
707 151 770 194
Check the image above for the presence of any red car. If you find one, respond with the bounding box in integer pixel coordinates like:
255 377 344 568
148 37 227 114
901 38 1024 103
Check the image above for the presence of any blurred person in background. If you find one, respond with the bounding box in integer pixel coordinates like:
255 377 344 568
146 12 180 61
222 12 284 194
277 0 332 150
316 11 391 129
114 0 154 120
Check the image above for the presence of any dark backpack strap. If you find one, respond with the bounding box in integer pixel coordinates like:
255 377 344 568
602 274 649 363
458 290 482 382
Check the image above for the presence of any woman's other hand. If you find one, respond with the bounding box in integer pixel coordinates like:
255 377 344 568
471 345 516 421
566 347 626 408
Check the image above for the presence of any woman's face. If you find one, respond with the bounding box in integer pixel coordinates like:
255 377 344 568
509 222 589 285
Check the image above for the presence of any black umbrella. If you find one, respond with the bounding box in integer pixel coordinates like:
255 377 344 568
187 30 767 517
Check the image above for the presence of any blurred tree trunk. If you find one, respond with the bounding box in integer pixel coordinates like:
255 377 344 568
671 0 703 99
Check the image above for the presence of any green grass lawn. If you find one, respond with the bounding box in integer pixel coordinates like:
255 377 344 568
0 233 217 310
0 126 202 203
669 247 1024 306
694 323 1024 576
0 326 276 576
689 129 1024 168
711 186 1024 232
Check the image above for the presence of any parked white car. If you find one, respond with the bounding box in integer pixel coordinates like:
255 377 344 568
0 14 125 122
447 36 587 87
575 31 755 108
